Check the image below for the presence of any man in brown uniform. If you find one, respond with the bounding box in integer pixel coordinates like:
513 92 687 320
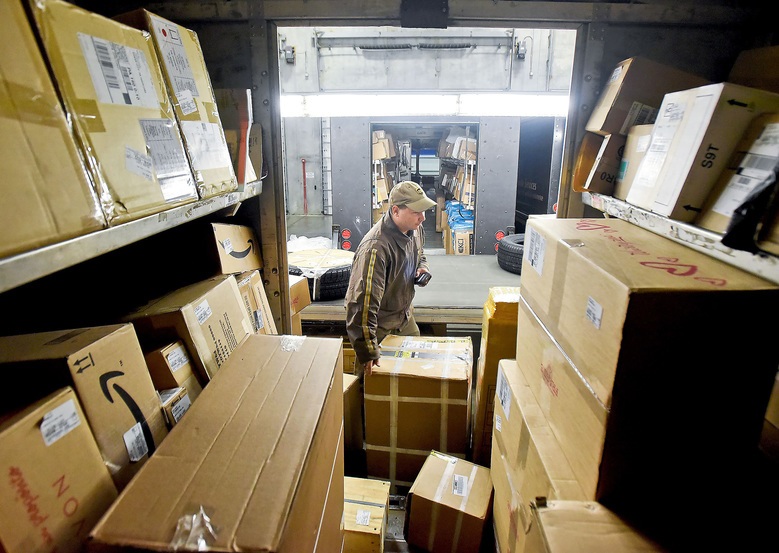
345 180 436 377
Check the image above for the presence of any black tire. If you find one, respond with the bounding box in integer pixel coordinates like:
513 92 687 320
497 233 524 275
290 264 351 301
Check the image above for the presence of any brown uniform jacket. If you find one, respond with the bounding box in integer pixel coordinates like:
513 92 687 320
344 211 427 364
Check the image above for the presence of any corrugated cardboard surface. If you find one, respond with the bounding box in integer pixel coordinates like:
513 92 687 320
1 0 105 259
0 324 168 491
125 275 253 382
343 373 363 452
343 477 390 553
0 387 118 553
365 336 472 491
115 9 237 199
29 0 198 226
289 274 312 315
406 452 493 553
613 124 653 201
236 269 278 334
89 334 344 552
211 223 263 273
728 45 779 94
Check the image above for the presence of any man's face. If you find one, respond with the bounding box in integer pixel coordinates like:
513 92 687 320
392 205 427 233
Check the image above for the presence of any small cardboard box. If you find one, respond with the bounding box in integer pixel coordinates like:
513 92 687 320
115 9 238 200
0 324 169 490
343 477 390 553
614 124 653 200
289 274 312 315
89 334 344 553
1 0 105 259
125 275 253 383
0 387 118 553
449 229 473 255
28 0 198 226
625 82 779 221
364 336 472 492
210 223 264 274
586 56 710 137
236 269 278 334
158 386 191 428
144 340 203 403
343 373 363 453
571 132 625 195
405 452 493 553
471 286 520 467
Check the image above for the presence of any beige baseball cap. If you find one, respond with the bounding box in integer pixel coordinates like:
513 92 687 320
389 181 436 212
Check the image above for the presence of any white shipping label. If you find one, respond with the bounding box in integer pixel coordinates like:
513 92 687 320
355 510 371 526
177 89 198 116
620 101 658 136
78 33 159 108
41 399 81 446
585 297 604 329
222 238 234 254
495 414 502 433
181 121 233 171
125 146 154 181
124 422 149 462
632 100 687 190
149 15 200 99
526 227 545 276
496 366 511 420
608 65 623 85
171 395 192 422
452 474 468 497
139 119 194 200
166 345 190 371
195 300 212 324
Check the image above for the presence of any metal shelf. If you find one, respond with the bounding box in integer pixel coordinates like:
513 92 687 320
0 181 262 294
583 192 779 285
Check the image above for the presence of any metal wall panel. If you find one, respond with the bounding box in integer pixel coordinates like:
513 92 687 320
283 118 325 215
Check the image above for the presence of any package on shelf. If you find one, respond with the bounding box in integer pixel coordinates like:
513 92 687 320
372 130 396 160
115 9 238 199
88 334 345 553
364 335 473 493
157 385 191 428
625 82 779 222
27 0 199 226
235 269 278 335
144 340 203 403
405 451 493 553
1 0 105 259
0 387 118 553
517 217 779 524
214 88 260 187
613 124 653 201
439 126 477 161
343 476 390 553
124 275 252 383
453 163 476 207
571 132 625 195
0 324 169 491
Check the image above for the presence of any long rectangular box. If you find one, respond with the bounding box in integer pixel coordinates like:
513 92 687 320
364 336 472 492
28 0 198 226
0 387 118 553
1 0 105 259
89 334 344 552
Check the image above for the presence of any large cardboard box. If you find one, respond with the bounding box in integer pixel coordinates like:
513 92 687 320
491 360 588 553
143 340 203 403
88 334 344 553
405 452 493 553
728 45 779 94
0 388 118 553
471 286 520 467
116 9 238 199
0 324 168 490
28 0 198 226
236 269 278 334
364 336 472 492
613 124 653 200
586 56 709 137
1 0 105 259
124 275 253 383
343 476 390 553
625 82 779 221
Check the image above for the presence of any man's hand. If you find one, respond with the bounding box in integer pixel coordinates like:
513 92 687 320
364 358 380 377
414 270 432 287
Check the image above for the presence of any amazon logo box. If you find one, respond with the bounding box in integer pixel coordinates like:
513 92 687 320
124 275 253 385
211 223 263 274
0 324 168 491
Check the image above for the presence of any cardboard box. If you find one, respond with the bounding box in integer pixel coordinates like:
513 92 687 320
1 0 105 259
209 222 264 273
343 477 390 553
728 45 779 94
158 386 191 428
115 9 238 199
236 269 278 334
522 500 665 552
405 452 493 553
614 124 653 200
0 387 118 553
88 334 344 553
343 343 357 375
571 132 625 195
435 190 446 232
625 82 779 221
289 274 312 315
364 336 472 492
518 217 779 512
124 275 253 383
586 56 709 137
343 373 363 453
0 324 168 490
214 88 259 186
471 286 521 467
450 229 473 255
28 0 198 226
695 113 779 233
144 340 203 403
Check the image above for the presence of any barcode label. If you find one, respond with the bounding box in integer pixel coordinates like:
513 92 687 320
41 399 81 446
356 510 371 526
125 146 154 181
585 297 604 329
526 227 545 276
123 423 148 462
195 300 212 324
496 366 511 419
138 118 195 200
171 394 191 422
167 345 190 371
495 415 502 433
452 474 468 496
222 238 234 254
178 89 198 116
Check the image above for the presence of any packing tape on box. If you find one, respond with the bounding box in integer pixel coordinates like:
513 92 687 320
451 465 478 551
428 456 458 550
0 82 62 127
72 98 106 133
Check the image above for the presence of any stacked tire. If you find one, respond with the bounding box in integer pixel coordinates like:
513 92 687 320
288 248 354 301
497 233 524 275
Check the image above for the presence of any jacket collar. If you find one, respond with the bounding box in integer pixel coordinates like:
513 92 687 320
382 210 413 247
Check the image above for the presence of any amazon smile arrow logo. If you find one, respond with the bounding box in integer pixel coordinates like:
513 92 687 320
100 371 156 456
